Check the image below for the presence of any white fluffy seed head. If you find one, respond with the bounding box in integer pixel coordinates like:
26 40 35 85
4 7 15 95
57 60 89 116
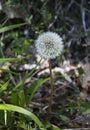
35 31 63 59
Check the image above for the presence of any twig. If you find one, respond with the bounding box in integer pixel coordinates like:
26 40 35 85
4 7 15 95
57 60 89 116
67 0 74 11
48 5 61 29
80 0 87 33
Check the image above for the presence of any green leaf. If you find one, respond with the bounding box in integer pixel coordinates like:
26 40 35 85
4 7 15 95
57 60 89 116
0 104 46 129
26 78 50 104
17 122 31 130
43 121 61 130
0 68 18 75
0 23 28 33
19 90 26 107
11 92 19 105
0 58 21 63
0 80 10 93
51 124 61 130
84 109 90 114
12 71 29 92
77 67 84 76
60 115 70 122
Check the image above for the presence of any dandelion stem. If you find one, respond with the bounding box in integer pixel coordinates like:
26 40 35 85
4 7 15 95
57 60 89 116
48 60 53 113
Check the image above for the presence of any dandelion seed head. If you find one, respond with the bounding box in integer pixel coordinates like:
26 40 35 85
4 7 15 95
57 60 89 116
35 32 63 59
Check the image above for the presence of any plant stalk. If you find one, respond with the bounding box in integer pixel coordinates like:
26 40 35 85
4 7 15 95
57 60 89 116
48 60 53 113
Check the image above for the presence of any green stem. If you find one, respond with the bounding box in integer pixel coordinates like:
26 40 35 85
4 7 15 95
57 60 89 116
48 60 53 113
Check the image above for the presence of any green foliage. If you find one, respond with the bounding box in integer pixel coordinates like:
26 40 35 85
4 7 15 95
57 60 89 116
0 23 28 33
0 80 10 93
77 67 85 76
26 78 50 105
43 120 61 130
0 104 46 129
11 37 31 54
77 98 90 114
0 58 21 63
0 60 49 129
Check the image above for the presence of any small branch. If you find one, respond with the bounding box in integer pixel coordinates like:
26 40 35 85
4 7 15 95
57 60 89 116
48 5 61 29
67 0 74 11
80 0 87 33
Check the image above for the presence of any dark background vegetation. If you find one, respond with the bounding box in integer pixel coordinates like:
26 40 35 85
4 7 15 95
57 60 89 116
0 0 90 129
0 0 90 62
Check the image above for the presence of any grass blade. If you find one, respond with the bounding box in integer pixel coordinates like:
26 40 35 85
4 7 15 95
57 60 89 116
0 23 27 33
0 80 10 93
0 58 21 63
26 78 50 104
0 104 46 129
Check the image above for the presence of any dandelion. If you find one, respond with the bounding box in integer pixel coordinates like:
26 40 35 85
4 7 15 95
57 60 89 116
36 31 63 113
35 31 63 59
